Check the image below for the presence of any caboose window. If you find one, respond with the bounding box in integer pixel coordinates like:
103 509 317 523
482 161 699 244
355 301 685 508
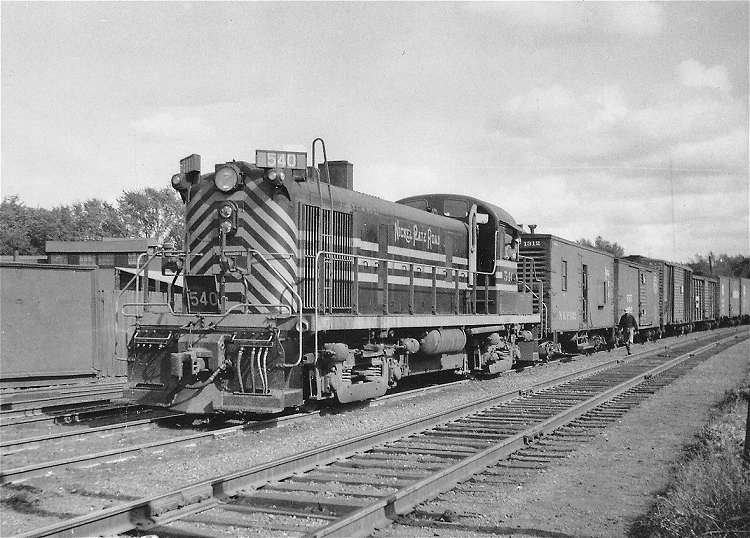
443 199 468 218
561 260 568 291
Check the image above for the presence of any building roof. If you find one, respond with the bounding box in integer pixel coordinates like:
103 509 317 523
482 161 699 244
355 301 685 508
45 238 158 253
0 255 46 263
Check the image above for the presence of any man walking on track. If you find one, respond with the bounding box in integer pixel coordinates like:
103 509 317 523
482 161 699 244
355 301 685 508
618 309 638 355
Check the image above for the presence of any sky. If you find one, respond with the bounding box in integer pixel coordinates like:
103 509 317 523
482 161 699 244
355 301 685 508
2 1 748 262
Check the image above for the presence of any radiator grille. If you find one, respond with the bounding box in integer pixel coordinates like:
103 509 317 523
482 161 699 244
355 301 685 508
301 204 353 310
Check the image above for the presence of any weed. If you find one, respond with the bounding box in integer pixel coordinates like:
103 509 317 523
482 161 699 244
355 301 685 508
630 379 750 538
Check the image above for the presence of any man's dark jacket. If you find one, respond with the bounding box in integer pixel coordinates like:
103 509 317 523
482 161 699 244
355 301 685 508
618 312 638 329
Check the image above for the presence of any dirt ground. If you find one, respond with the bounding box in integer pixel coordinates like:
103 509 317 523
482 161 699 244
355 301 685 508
380 332 750 538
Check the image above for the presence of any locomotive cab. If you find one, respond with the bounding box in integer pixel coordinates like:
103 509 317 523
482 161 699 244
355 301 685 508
397 193 521 280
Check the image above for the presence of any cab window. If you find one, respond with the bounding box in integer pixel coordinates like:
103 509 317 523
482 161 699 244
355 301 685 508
403 199 428 211
443 199 468 218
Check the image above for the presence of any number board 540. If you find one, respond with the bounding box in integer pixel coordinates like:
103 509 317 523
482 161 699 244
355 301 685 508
184 275 221 313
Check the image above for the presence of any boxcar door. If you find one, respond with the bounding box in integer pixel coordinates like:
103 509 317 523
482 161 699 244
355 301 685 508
581 261 589 329
638 270 649 326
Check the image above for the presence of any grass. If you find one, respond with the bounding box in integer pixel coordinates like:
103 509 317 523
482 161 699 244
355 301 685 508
630 380 750 537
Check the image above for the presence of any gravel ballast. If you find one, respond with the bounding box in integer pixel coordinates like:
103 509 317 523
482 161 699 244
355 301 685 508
0 330 739 535
377 332 750 538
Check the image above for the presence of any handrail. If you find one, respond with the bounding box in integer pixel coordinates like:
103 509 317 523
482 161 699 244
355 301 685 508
313 249 515 361
519 280 547 336
121 302 293 318
114 250 162 361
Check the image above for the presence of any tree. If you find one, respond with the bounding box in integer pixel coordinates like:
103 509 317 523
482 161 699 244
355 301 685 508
577 235 625 257
117 187 184 247
0 196 31 254
70 199 126 240
688 253 750 278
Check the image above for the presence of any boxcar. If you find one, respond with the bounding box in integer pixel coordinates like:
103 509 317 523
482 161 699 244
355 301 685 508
740 277 750 322
614 258 659 338
718 275 730 320
729 277 742 320
520 233 615 352
622 256 694 334
691 274 718 328
0 263 126 386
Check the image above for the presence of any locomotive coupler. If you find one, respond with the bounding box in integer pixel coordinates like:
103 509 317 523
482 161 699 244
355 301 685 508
169 350 209 381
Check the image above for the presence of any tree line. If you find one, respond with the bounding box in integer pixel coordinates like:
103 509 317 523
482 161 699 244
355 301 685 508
576 236 749 278
2 196 747 279
0 188 184 255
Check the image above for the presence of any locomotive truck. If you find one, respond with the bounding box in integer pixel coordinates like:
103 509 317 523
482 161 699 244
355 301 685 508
123 140 540 414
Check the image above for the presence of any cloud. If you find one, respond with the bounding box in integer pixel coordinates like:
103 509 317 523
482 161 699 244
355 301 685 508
131 111 211 138
473 71 748 260
488 81 746 173
465 3 663 38
676 59 732 94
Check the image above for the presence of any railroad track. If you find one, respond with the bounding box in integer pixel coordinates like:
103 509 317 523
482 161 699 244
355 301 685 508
0 381 127 426
399 349 723 532
19 328 745 538
0 333 705 485
0 374 468 485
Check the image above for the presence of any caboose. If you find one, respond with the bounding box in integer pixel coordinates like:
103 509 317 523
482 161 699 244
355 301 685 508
122 140 540 414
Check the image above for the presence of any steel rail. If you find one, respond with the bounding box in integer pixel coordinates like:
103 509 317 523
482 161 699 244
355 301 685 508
0 373 472 483
0 403 140 428
311 335 741 537
0 381 125 399
0 387 124 415
0 376 465 451
0 412 185 449
16 328 742 538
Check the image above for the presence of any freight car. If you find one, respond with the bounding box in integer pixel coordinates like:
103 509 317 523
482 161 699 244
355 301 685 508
691 274 719 330
741 278 750 323
622 256 694 335
122 141 539 414
718 275 748 325
614 258 660 339
518 235 661 355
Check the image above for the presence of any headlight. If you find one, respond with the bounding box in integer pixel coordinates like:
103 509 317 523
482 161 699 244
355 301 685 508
219 204 234 218
214 165 240 192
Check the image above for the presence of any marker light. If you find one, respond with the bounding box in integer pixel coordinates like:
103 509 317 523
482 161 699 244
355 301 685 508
214 165 240 192
220 221 234 234
219 204 234 218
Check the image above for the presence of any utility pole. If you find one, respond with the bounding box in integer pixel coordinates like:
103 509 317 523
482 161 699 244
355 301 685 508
669 157 676 260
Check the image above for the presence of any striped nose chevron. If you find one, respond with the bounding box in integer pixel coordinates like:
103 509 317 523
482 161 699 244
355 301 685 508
186 178 298 312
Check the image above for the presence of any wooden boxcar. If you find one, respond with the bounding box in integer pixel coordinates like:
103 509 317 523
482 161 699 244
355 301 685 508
622 256 694 334
691 274 718 328
614 258 660 338
729 277 742 319
718 275 730 319
740 277 750 322
520 233 615 351
0 263 127 386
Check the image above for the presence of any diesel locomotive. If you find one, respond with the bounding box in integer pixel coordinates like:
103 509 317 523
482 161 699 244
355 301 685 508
123 140 540 414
